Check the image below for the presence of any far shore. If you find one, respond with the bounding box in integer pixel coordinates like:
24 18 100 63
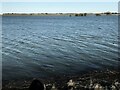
1 12 120 16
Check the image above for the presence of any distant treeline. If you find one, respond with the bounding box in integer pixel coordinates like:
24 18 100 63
2 12 120 16
74 12 119 16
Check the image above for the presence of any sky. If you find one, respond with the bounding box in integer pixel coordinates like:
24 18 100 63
1 0 120 2
2 2 119 13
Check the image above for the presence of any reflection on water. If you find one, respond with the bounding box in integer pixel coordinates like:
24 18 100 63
2 16 119 80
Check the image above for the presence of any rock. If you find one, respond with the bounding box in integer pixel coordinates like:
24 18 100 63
51 84 57 90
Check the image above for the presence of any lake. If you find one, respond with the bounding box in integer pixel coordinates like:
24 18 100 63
2 16 119 80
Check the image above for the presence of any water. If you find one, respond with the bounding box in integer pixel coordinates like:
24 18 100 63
2 16 119 80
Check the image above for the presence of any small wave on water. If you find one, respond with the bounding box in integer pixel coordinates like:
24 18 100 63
2 16 119 80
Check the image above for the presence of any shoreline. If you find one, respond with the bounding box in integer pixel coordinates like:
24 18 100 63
2 69 120 90
1 12 120 16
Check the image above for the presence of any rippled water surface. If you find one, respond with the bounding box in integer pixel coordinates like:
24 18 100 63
2 16 119 80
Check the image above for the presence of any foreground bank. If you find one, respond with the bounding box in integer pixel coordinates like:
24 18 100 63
2 70 120 90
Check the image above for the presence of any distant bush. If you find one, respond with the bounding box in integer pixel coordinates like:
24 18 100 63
75 13 86 16
96 14 101 16
104 12 112 15
75 14 79 16
84 13 87 16
111 12 118 14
